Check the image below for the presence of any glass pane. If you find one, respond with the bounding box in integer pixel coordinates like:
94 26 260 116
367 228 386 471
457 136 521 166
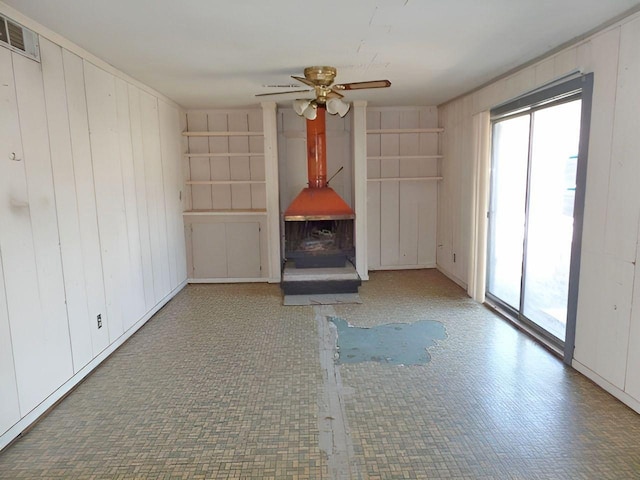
523 99 582 340
487 115 530 310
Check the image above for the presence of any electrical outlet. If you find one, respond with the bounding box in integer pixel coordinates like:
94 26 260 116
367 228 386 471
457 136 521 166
97 314 102 329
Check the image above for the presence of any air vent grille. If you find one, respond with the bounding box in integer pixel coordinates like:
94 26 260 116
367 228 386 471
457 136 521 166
0 14 39 62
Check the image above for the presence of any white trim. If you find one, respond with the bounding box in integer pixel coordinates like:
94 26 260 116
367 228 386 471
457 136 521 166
182 131 264 137
367 176 442 182
0 280 187 452
572 360 640 414
436 264 468 290
182 209 266 216
261 101 282 283
352 101 368 281
367 128 444 134
467 111 491 302
188 277 268 283
370 264 437 271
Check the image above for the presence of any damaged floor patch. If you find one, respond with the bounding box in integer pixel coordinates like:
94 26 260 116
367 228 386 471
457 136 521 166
329 317 447 365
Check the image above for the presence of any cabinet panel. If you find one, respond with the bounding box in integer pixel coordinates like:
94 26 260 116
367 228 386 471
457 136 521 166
192 224 227 278
227 223 261 278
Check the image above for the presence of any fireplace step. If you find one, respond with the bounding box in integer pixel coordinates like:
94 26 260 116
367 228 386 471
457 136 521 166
281 262 361 295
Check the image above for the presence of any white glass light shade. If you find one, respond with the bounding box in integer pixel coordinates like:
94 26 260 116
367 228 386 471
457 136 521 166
293 99 311 116
326 98 350 117
302 103 317 120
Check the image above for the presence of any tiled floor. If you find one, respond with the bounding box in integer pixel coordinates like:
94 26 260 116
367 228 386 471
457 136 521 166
1 269 640 479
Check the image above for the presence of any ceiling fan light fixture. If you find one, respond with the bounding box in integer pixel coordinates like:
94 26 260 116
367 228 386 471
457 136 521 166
302 102 318 120
293 99 311 116
326 98 350 117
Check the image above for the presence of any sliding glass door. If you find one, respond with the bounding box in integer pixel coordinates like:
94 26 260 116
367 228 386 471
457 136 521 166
487 77 590 349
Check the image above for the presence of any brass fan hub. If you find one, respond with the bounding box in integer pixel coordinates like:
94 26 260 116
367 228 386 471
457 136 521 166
304 66 337 87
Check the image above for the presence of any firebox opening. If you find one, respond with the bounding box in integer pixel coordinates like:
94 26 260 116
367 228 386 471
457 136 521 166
285 219 354 269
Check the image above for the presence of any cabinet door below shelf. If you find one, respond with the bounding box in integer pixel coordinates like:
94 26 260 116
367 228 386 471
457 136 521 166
191 222 261 279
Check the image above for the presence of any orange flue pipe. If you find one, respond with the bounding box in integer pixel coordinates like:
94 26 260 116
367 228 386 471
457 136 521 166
306 105 326 188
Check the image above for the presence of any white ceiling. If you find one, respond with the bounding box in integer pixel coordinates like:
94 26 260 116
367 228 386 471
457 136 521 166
5 0 640 109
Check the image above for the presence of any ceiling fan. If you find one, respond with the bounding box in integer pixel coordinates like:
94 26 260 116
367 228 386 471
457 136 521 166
256 66 391 119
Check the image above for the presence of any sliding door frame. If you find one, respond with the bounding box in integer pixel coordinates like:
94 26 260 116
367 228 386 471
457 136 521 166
487 73 594 364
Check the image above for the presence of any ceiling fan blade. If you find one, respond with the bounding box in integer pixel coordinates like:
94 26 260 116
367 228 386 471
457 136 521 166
334 80 391 91
327 89 344 99
292 75 317 88
255 89 312 97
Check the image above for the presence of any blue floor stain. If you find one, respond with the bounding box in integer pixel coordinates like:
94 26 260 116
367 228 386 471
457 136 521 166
329 317 447 365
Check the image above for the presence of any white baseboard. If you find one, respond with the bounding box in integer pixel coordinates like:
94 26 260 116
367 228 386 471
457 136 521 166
369 263 437 271
188 277 269 283
572 359 640 414
0 280 187 452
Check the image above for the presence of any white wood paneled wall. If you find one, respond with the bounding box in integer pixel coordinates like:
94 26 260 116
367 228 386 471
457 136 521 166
0 30 186 448
367 107 439 270
438 11 640 412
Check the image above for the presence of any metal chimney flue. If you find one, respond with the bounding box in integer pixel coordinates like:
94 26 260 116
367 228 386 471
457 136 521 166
283 105 355 221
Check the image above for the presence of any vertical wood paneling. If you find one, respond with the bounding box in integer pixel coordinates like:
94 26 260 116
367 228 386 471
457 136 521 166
380 181 400 266
40 38 93 371
188 113 213 210
140 91 171 301
11 51 74 412
114 78 146 326
62 50 109 356
127 85 155 309
418 184 438 266
368 107 440 270
228 113 252 209
159 100 186 288
0 256 20 434
1 18 186 447
399 181 419 265
208 112 232 210
367 182 381 268
0 47 23 431
579 28 620 255
604 19 640 263
84 61 129 341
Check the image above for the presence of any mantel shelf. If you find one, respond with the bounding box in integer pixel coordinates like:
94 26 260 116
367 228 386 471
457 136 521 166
366 128 444 134
368 155 443 160
186 180 266 185
367 176 443 182
182 131 264 137
185 152 264 158
183 209 267 216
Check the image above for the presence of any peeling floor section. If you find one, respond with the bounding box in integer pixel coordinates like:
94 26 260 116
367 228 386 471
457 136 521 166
316 305 360 480
329 317 447 365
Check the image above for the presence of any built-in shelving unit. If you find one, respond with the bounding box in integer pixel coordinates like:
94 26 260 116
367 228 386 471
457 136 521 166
183 109 274 282
366 107 443 270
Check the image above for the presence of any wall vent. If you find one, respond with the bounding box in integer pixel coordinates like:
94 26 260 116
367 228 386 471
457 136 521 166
0 14 40 62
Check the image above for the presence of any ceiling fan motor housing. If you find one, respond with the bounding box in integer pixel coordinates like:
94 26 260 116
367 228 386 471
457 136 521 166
304 66 337 87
